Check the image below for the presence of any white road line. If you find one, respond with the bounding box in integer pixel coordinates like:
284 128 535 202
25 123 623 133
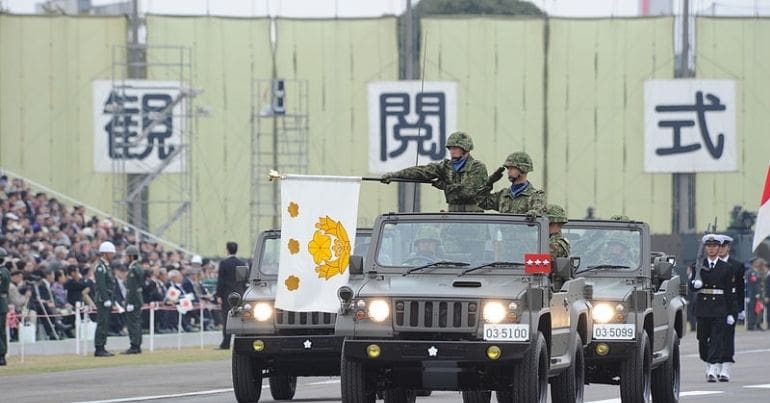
745 384 770 388
587 390 723 403
308 379 341 385
72 388 236 403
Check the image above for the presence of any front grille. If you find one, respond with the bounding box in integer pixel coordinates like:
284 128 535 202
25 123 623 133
274 309 335 329
394 299 478 332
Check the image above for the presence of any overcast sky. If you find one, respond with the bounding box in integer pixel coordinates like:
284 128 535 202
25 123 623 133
4 0 770 16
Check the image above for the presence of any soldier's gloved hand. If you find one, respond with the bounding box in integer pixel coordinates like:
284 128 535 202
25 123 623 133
487 166 505 185
103 300 112 308
525 210 539 221
126 304 135 312
380 173 393 184
737 311 745 321
476 184 492 195
726 315 735 325
431 180 445 190
692 279 703 289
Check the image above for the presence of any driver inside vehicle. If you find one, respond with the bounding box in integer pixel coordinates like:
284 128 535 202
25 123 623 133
601 236 638 268
403 227 443 264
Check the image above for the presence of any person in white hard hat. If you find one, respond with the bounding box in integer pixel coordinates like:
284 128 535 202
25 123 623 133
94 241 116 357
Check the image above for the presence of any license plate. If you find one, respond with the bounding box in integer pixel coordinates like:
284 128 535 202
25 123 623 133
593 324 635 340
483 324 529 341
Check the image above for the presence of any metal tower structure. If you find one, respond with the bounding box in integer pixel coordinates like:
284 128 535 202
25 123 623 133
109 44 196 248
251 79 309 241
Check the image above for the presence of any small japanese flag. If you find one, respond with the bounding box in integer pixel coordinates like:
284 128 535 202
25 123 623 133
177 296 193 314
166 287 180 303
752 163 770 252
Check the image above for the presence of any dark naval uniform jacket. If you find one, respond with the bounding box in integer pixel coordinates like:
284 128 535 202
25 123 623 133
691 258 737 318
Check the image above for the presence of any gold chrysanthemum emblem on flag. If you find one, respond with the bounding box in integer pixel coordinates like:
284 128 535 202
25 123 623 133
307 216 351 280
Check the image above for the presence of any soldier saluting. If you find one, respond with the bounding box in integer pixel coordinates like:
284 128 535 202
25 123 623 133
690 234 737 382
94 241 116 357
122 245 143 355
380 131 488 212
475 151 546 216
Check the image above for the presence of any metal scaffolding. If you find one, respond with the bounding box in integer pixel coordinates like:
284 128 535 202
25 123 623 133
251 79 309 241
109 44 195 248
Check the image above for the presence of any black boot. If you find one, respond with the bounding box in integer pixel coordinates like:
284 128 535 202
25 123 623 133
94 346 114 357
0 355 6 366
121 345 142 355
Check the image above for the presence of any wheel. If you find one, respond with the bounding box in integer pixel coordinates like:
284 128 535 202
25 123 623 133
383 388 416 403
500 331 548 403
651 332 680 403
461 390 491 403
415 390 432 397
620 331 652 403
341 356 375 403
269 375 297 400
232 351 263 403
551 333 585 403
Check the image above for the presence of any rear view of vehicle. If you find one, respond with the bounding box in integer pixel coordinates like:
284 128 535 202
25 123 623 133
228 229 372 402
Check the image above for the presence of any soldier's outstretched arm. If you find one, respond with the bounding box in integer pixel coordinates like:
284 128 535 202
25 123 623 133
474 188 502 212
390 162 444 182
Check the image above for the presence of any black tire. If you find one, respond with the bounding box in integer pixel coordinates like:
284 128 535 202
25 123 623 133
383 388 416 403
620 331 652 403
269 375 297 400
341 356 375 403
232 352 263 403
500 331 548 403
551 333 585 403
651 332 680 403
415 390 432 397
461 391 491 403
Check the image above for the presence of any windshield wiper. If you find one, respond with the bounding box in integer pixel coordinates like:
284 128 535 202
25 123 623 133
459 261 522 277
577 264 631 274
402 261 469 276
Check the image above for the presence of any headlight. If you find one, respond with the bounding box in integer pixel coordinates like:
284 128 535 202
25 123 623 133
483 301 507 323
367 299 390 322
253 302 273 322
592 303 615 323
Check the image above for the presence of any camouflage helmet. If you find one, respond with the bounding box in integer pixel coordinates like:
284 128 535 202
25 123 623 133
125 245 140 257
415 226 441 243
546 204 568 224
503 152 533 173
446 131 473 152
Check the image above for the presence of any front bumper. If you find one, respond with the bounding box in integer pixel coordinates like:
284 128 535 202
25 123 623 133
585 339 637 362
233 334 343 376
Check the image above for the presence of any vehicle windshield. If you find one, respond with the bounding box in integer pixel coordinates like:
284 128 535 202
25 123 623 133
257 232 372 276
375 220 540 269
562 227 642 271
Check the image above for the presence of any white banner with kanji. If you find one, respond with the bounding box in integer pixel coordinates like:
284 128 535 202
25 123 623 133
275 175 361 313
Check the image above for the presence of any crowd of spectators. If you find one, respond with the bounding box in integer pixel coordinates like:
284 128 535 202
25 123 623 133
0 175 223 342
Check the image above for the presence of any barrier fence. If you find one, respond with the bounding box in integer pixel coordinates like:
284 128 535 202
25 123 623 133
4 301 223 362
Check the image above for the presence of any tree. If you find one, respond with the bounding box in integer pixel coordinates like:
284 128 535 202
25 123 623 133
414 0 544 16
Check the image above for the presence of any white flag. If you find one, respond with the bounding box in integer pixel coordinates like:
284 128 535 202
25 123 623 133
275 175 361 313
752 163 770 252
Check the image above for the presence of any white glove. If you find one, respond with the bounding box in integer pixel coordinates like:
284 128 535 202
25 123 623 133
692 279 703 289
737 311 746 321
726 315 735 325
103 300 112 308
126 304 135 312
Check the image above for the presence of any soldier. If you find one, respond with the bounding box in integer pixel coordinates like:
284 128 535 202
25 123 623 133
0 247 10 366
404 227 443 265
380 131 489 212
94 241 116 357
546 205 570 290
746 257 766 331
690 234 736 382
475 151 546 216
122 245 143 354
716 234 744 381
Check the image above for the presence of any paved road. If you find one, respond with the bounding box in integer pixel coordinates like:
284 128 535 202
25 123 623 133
3 329 770 403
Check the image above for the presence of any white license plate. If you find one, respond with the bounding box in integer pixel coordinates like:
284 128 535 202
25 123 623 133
483 324 530 341
593 324 635 340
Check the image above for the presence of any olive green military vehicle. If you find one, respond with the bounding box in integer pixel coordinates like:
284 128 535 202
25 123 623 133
227 229 372 403
563 219 686 403
336 213 591 403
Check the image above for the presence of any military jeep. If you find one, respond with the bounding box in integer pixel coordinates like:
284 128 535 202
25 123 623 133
337 213 591 403
227 228 372 403
563 219 686 403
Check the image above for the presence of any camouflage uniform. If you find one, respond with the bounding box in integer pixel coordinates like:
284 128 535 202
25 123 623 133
383 132 488 212
0 248 9 366
546 205 570 258
475 152 546 215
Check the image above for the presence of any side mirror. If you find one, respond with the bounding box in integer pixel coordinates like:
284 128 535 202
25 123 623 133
235 265 249 283
570 256 581 275
653 261 673 280
228 292 242 308
349 255 364 275
554 257 572 283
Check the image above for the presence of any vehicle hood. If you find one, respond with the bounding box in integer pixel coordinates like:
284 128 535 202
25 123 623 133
242 281 277 301
586 278 633 301
355 274 530 299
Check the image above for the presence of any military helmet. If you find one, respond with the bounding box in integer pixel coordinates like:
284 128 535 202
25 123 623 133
446 131 473 152
546 204 568 224
125 245 140 257
503 152 533 173
415 226 441 243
